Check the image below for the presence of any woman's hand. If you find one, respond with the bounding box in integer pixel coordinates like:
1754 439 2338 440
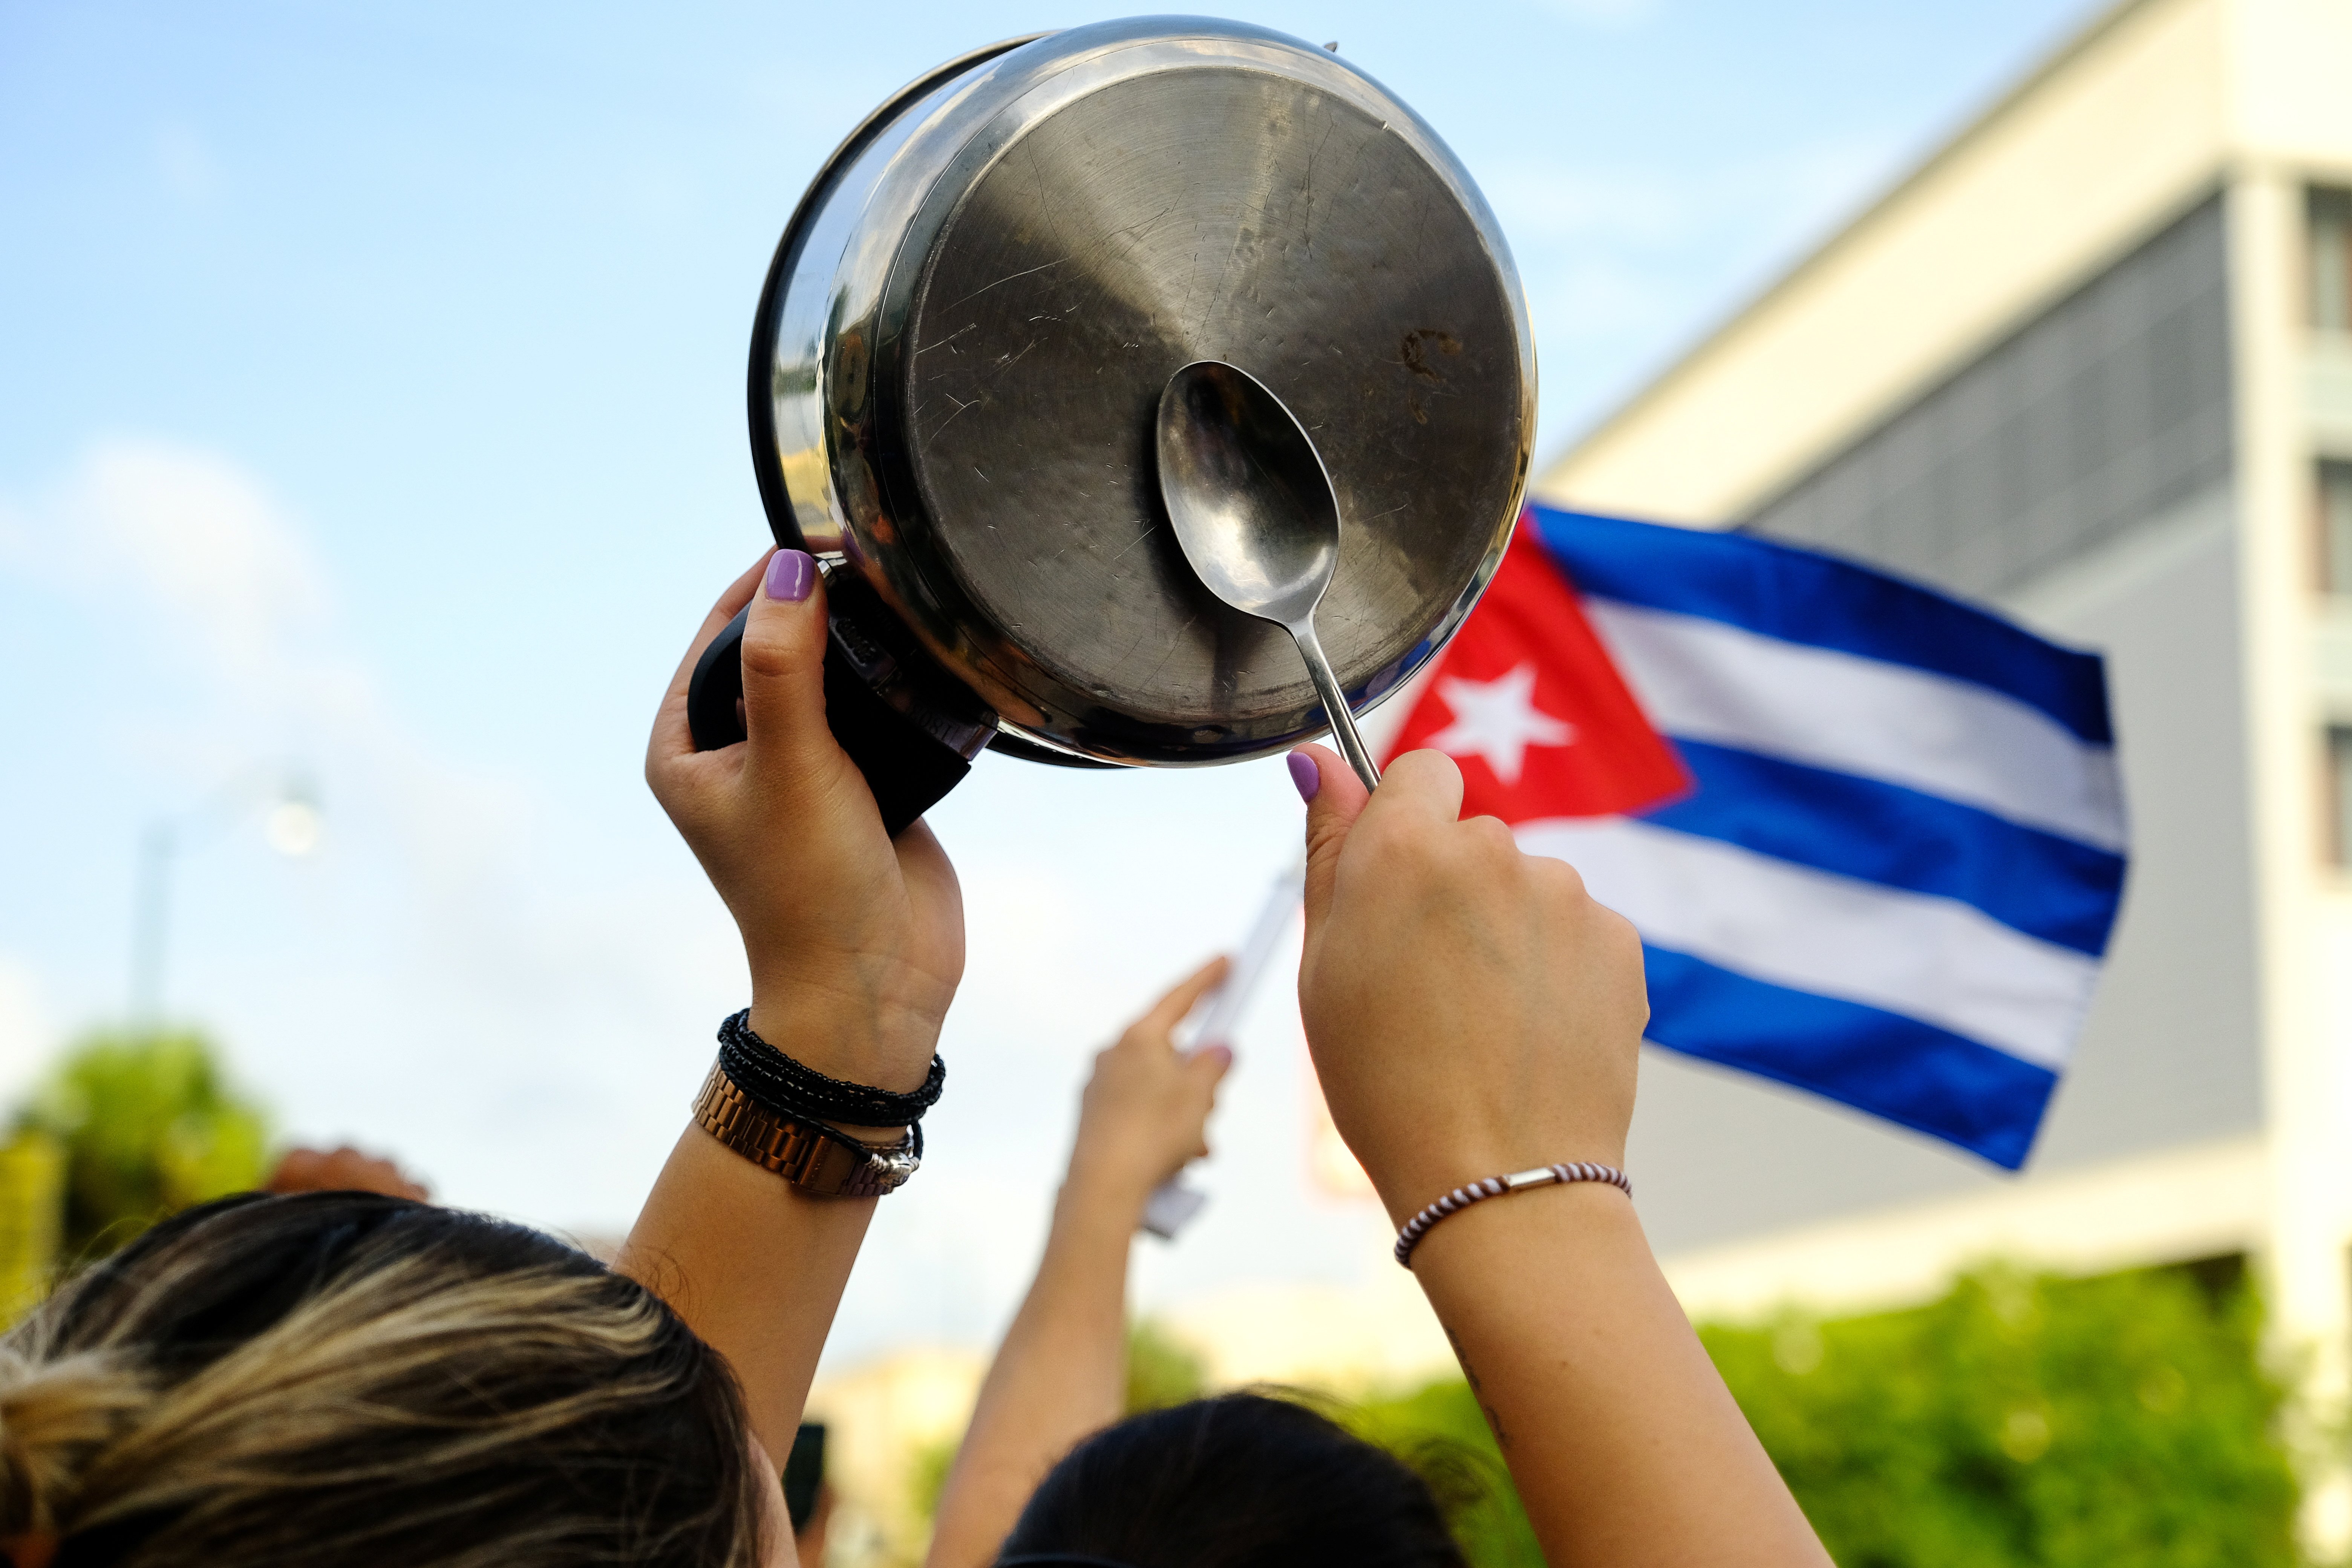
628 551 966 1472
1065 958 1234 1217
925 959 1231 1568
1289 744 1648 1222
1286 746 1833 1568
646 550 963 1095
263 1145 429 1201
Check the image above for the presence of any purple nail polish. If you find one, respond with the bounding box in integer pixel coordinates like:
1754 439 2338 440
1286 751 1320 802
764 549 815 603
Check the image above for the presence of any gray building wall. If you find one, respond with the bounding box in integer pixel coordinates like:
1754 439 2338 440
1747 193 2234 600
1623 196 2265 1257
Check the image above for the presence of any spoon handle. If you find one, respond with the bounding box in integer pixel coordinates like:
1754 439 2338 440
1288 619 1381 791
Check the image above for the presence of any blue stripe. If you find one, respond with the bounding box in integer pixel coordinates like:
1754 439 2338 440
1642 946 2055 1169
1636 740 2127 957
1525 504 2115 746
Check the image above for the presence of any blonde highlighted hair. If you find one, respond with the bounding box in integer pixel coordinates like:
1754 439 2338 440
0 1193 762 1566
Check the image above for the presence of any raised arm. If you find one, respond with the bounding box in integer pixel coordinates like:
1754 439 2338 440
925 959 1232 1568
619 550 964 1481
1290 744 1831 1568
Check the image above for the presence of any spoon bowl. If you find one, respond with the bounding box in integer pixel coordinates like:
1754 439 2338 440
1156 361 1342 625
1156 361 1382 789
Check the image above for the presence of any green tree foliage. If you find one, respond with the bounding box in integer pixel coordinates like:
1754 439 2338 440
1701 1263 2298 1568
1349 1380 1545 1568
0 1131 65 1320
1349 1263 2297 1568
1125 1317 1209 1415
17 1028 270 1259
908 1433 957 1531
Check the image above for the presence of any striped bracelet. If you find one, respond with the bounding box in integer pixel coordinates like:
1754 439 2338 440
1393 1162 1632 1267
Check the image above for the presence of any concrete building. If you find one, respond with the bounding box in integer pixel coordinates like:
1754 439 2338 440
1531 0 2352 1543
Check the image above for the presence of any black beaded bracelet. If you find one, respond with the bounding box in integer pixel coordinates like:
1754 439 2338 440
716 1009 946 1129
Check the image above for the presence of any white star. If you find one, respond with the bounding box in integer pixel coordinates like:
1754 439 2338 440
1425 663 1577 785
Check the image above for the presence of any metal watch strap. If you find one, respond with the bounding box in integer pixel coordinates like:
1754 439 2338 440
692 1063 921 1197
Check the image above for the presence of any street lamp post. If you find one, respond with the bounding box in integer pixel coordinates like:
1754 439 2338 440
127 770 322 1025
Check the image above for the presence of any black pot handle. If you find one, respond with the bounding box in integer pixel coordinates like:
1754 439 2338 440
686 606 972 838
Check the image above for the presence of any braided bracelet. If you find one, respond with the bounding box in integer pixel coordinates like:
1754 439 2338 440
717 1009 945 1128
1394 1162 1632 1267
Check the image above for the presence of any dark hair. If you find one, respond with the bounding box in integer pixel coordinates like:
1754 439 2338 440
998 1392 1468 1568
0 1191 762 1566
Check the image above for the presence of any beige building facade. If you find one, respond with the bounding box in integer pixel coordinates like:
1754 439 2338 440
1537 0 2352 1544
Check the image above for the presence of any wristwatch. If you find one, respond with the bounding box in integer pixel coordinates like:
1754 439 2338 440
692 1063 922 1197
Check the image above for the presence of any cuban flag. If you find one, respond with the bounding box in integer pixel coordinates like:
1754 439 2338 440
1386 505 2128 1169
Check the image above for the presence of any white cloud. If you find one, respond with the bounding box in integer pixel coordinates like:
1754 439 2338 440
1487 164 1695 248
1487 135 1894 256
156 124 222 206
15 438 332 687
1485 133 1905 445
0 439 734 1220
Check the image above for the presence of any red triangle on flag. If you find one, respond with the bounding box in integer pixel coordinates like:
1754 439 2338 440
1383 514 1690 822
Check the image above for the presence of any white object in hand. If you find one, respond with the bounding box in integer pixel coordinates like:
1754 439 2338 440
1141 858 1309 1240
1140 1182 1210 1240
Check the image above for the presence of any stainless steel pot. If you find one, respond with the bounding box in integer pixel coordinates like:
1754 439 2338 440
691 17 1536 831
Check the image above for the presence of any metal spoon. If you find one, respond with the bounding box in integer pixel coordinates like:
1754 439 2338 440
1155 361 1382 790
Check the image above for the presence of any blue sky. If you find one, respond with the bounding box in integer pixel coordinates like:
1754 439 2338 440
0 0 2096 1363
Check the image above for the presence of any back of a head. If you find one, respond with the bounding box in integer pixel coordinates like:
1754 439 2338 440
0 1191 761 1568
998 1393 1468 1568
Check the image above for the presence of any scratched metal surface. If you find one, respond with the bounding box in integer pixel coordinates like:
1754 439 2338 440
753 21 1532 763
902 66 1524 738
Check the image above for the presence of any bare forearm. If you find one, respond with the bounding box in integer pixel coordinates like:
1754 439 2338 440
617 1127 875 1467
1412 1185 1829 1568
927 1187 1136 1568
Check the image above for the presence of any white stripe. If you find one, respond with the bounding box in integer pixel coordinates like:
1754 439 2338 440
1585 600 2127 853
1517 817 2097 1071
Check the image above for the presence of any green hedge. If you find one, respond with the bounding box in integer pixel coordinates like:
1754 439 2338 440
1353 1262 2299 1568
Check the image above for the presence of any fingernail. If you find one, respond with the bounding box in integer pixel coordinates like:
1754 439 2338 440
1286 751 1320 802
764 549 815 603
1197 1043 1233 1069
